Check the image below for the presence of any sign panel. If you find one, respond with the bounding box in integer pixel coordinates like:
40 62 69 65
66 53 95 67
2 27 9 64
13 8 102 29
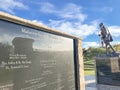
0 20 76 90
96 59 120 86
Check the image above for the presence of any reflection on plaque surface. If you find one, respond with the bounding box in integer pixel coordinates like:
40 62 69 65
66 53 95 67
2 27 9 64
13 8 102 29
96 58 120 86
0 20 76 90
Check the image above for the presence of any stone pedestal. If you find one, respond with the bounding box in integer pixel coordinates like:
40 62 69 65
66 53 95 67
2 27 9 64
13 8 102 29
95 56 120 90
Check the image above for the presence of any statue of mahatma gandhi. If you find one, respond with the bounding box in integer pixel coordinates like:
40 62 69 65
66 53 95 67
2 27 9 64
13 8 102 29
99 22 118 56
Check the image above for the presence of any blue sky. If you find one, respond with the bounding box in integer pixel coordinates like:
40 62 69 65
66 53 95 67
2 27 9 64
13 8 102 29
0 0 120 48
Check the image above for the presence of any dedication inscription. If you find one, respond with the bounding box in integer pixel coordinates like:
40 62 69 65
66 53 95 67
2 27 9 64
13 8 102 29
96 58 120 86
0 20 76 90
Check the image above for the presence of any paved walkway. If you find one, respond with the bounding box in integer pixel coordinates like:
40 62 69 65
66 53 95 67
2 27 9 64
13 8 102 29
85 75 97 90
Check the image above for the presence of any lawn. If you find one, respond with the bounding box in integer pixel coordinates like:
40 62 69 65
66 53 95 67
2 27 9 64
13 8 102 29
84 57 95 75
84 70 95 76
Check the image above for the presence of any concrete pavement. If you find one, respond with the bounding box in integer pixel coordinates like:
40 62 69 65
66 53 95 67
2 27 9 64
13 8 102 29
85 75 97 90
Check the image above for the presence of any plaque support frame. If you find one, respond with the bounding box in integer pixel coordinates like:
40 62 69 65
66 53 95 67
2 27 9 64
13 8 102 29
74 39 85 90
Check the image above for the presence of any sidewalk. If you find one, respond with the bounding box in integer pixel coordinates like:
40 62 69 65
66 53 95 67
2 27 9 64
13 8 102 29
85 75 97 90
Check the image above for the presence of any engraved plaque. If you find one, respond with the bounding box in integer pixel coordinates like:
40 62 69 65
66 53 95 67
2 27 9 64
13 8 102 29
0 20 76 90
96 57 120 86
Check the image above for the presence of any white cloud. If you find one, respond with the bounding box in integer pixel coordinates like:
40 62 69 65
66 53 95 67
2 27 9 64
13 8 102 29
0 34 14 44
108 26 120 37
31 20 50 29
49 19 98 38
40 2 55 13
83 42 99 49
111 41 120 45
40 2 87 22
81 24 120 49
91 6 113 14
39 2 99 38
0 0 28 14
100 7 113 13
59 3 87 22
32 20 45 25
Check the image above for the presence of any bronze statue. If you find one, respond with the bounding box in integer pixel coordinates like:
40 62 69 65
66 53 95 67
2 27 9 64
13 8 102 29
99 22 117 56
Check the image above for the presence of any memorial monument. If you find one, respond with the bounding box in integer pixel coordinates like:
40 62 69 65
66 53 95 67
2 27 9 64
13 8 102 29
95 23 120 90
0 12 84 90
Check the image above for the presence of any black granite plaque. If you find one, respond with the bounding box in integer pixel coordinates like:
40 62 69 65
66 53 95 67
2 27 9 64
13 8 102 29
96 58 120 86
0 20 76 90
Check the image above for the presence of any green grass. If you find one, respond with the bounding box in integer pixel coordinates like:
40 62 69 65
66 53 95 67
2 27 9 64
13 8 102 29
83 48 96 76
83 45 120 76
84 70 95 76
